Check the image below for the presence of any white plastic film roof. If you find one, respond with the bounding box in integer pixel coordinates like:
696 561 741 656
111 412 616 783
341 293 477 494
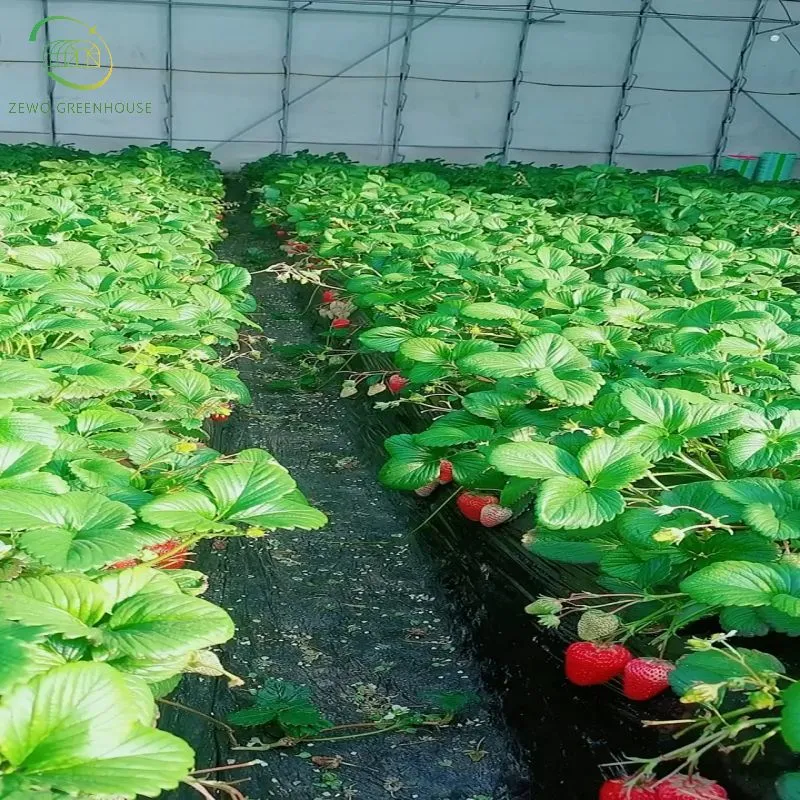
1 0 799 172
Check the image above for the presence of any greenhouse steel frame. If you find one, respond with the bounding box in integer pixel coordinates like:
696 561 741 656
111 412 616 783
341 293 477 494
2 0 800 171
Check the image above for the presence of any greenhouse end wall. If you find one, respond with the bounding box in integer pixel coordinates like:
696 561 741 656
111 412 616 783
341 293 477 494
1 0 799 173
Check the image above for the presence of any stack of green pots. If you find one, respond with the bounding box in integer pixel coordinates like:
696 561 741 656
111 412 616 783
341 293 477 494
720 154 759 178
754 152 797 182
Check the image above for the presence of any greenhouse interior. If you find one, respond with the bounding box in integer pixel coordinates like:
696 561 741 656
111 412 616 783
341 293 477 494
2 1 800 799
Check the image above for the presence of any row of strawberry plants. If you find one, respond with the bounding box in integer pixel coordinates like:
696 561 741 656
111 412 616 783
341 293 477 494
245 152 800 800
385 159 800 249
0 144 326 799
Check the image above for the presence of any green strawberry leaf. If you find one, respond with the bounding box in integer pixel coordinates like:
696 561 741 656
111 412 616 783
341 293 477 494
782 682 800 752
681 561 800 613
671 647 785 700
0 622 49 694
536 476 624 529
489 441 581 480
7 492 144 571
398 337 453 365
719 606 771 637
0 574 108 642
379 434 440 490
139 492 227 533
715 479 800 539
577 437 651 490
459 333 603 404
0 363 57 400
414 413 494 447
461 391 527 420
358 326 413 352
0 662 193 797
100 591 234 661
776 772 800 800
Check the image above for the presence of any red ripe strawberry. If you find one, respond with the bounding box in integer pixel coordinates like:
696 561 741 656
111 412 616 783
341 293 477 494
456 492 498 522
331 318 351 329
623 658 675 701
414 481 437 497
147 539 189 570
216 212 224 221
209 403 232 423
600 777 658 800
438 459 453 484
655 775 727 800
321 289 337 304
275 228 288 239
565 641 632 686
386 374 408 393
479 504 513 528
109 557 139 570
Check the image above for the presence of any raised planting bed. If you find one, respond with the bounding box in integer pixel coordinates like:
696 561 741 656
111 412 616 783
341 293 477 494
0 145 326 799
242 152 800 800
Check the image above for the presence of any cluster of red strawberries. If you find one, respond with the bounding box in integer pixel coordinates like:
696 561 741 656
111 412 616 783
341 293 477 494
456 491 513 527
207 401 233 423
283 239 309 255
413 459 513 528
566 641 674 701
319 288 353 330
564 644 727 799
276 226 324 266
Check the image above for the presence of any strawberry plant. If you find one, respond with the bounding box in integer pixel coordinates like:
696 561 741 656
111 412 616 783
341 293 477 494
228 678 479 750
245 151 800 797
0 144 326 799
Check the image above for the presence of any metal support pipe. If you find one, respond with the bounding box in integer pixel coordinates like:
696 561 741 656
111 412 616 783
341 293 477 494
500 0 535 164
712 0 768 169
390 0 415 163
652 6 800 147
212 0 472 153
279 0 295 154
11 0 796 24
165 0 174 145
608 0 651 165
41 0 56 144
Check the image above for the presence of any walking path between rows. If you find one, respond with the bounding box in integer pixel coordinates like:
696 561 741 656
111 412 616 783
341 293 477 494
161 181 528 800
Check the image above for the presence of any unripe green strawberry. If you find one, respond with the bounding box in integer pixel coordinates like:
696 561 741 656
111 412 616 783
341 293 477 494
525 596 563 616
577 609 620 642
